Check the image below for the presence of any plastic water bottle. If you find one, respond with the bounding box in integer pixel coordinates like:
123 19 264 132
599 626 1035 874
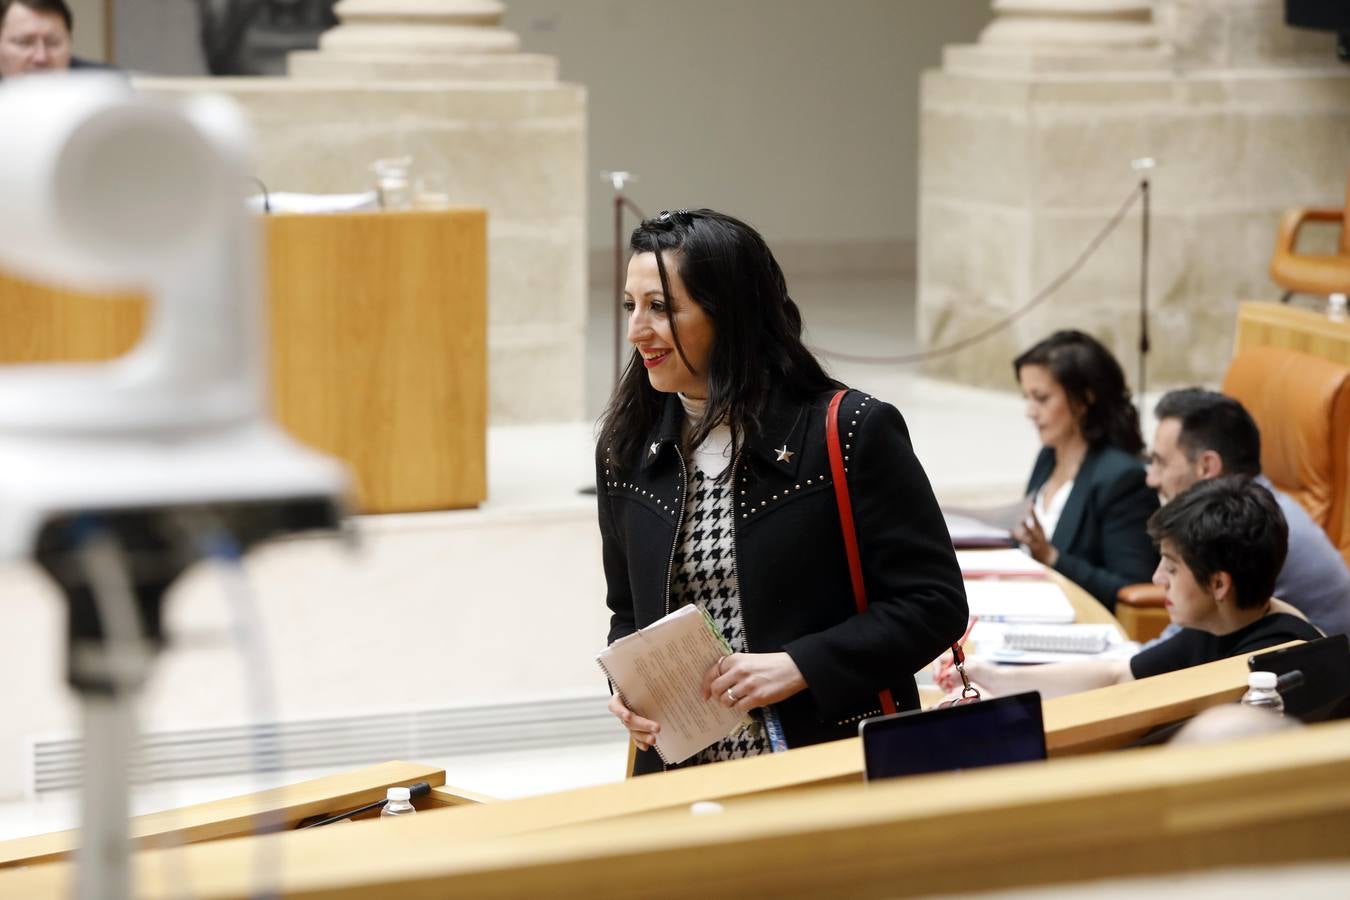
1240 671 1285 714
1329 293 1348 324
380 786 416 819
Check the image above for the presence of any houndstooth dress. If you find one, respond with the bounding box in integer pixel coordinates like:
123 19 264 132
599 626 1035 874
670 396 772 765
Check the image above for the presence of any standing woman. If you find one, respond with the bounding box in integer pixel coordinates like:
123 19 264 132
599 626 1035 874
1014 330 1159 610
598 209 967 775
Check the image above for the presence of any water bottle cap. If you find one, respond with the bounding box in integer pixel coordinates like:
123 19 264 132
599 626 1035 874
1248 671 1277 690
387 786 411 802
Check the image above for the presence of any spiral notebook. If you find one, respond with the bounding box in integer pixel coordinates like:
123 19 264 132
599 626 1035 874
973 622 1137 664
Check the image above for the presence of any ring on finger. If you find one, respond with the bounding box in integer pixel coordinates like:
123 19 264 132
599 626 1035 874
726 687 738 703
718 654 728 675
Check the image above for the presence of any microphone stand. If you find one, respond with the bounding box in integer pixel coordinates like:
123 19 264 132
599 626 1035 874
600 171 644 390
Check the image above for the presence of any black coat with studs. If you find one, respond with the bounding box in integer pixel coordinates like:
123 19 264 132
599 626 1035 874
598 388 968 775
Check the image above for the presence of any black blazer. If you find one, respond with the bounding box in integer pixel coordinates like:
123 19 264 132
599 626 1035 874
599 389 968 775
1025 445 1159 610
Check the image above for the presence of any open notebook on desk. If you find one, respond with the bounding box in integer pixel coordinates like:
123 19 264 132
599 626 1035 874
596 604 749 765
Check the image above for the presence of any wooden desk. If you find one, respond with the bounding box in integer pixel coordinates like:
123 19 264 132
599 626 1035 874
4 714 1346 898
1046 566 1122 629
1235 300 1350 366
0 761 454 870
388 647 1290 846
0 643 1275 881
0 209 487 514
915 559 1121 707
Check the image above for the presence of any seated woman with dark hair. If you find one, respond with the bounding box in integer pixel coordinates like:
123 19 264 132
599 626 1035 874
1013 330 1159 610
937 478 1324 699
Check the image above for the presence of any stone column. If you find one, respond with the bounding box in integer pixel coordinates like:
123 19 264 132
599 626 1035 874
288 0 558 81
979 0 1158 48
161 0 587 426
917 0 1350 390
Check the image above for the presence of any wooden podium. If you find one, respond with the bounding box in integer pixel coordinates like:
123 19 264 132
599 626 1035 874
0 209 487 514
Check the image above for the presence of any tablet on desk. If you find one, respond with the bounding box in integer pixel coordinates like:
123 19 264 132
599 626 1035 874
859 691 1047 783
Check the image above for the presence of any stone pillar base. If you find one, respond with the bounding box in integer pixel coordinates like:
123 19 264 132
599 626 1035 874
943 43 1169 76
287 50 558 82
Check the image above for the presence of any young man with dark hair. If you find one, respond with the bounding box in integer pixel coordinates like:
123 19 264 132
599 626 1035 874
938 478 1323 699
1145 388 1350 638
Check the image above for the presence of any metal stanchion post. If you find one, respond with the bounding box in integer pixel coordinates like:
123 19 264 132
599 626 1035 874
601 170 638 391
1131 157 1155 406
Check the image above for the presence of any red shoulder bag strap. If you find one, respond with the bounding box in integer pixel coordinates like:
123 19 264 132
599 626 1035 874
826 391 976 717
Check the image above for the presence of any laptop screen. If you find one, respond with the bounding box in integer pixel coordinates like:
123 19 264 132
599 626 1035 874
860 691 1047 782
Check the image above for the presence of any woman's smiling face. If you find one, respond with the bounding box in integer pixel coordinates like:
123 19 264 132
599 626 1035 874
624 250 715 398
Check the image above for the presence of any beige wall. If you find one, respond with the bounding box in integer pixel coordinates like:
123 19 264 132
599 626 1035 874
502 0 992 254
93 0 991 253
66 0 106 61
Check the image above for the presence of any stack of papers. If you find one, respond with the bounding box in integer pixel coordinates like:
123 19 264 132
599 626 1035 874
956 548 1045 579
962 579 1075 623
247 191 380 214
943 513 1016 549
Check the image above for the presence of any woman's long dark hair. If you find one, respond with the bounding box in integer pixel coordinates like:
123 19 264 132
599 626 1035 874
1013 330 1144 455
600 209 838 472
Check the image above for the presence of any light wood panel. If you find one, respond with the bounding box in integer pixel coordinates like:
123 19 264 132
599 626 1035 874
0 761 450 870
265 210 487 513
0 270 143 362
3 713 1345 898
1234 300 1350 366
0 209 487 513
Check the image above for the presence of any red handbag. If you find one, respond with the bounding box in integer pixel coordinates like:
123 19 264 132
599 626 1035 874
825 390 979 713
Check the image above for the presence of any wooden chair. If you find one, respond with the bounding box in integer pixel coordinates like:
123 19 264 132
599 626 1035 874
1269 166 1350 303
1115 346 1350 640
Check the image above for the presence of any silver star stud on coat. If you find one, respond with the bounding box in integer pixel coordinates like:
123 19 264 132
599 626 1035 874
649 442 659 456
775 445 794 463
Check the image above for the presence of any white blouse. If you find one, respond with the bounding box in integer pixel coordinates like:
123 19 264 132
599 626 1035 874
1033 478 1074 543
678 393 733 475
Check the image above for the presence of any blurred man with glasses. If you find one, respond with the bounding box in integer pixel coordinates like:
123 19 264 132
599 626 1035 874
0 0 109 78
